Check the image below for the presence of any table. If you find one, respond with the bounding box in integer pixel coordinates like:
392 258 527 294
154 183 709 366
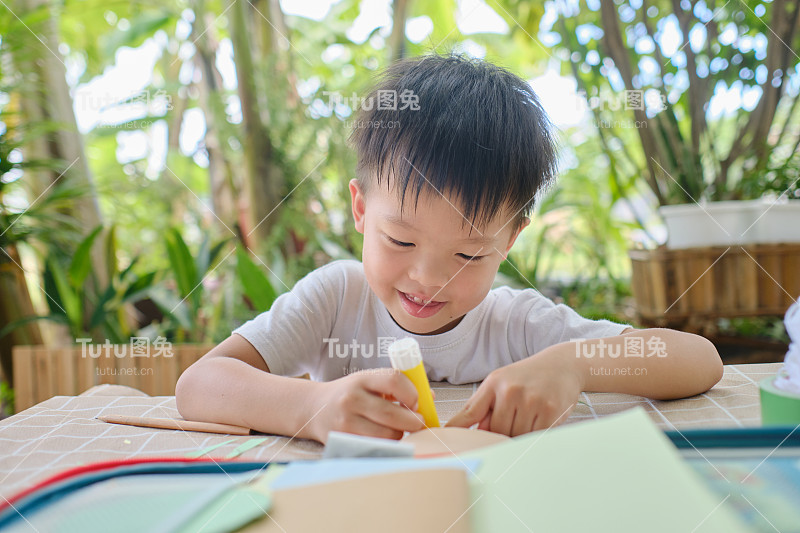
0 363 780 501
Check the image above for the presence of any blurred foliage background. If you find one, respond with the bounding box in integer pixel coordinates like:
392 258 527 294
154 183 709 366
1 0 799 392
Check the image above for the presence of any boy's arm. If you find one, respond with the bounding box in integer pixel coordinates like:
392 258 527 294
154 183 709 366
175 334 425 443
447 327 723 436
176 334 320 439
573 327 724 399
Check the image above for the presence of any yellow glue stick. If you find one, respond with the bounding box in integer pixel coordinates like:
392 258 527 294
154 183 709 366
388 337 440 428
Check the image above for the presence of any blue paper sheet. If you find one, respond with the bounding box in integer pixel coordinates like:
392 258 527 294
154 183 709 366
271 457 481 490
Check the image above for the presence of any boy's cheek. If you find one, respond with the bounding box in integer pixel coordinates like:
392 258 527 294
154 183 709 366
367 239 402 271
362 244 399 285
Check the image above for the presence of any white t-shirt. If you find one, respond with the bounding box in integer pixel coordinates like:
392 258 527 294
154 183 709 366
234 260 629 384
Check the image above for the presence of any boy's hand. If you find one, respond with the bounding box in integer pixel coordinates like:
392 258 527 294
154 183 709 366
308 369 426 443
446 349 583 437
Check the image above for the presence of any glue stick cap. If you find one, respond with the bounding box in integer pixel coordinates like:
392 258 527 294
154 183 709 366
388 337 422 371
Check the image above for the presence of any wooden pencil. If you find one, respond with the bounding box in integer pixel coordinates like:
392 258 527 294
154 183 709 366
97 414 252 435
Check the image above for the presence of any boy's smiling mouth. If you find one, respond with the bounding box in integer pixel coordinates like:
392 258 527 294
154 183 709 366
398 290 446 318
402 290 440 305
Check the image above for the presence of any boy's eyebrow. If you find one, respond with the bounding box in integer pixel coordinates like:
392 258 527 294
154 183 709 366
383 215 497 244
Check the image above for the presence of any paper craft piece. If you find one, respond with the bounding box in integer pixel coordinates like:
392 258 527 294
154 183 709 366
401 427 510 457
760 375 800 424
177 481 271 533
98 414 251 435
687 455 800 531
225 438 269 459
775 300 800 393
0 459 270 522
185 439 237 458
2 472 253 533
322 431 415 458
463 407 748 533
762 300 800 424
270 457 480 491
240 468 471 533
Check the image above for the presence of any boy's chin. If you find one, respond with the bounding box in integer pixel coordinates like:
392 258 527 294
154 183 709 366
390 313 464 336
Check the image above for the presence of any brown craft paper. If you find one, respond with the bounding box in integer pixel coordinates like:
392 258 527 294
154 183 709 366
402 427 510 457
241 468 471 533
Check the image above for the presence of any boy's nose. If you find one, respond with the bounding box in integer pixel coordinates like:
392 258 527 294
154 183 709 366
408 257 449 289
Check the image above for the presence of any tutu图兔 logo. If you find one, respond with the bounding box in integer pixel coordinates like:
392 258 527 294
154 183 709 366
76 337 173 358
572 336 667 358
324 337 396 359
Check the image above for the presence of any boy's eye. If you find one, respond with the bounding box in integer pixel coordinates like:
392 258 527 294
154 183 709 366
387 236 413 247
385 234 483 261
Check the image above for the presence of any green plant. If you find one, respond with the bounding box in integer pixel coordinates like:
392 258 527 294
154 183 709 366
150 228 233 342
717 317 790 344
548 1 800 206
0 379 13 418
558 277 635 325
235 246 278 312
0 149 88 254
1 224 160 342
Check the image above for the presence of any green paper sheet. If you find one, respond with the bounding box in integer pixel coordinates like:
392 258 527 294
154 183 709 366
462 407 749 533
177 481 272 533
225 437 269 458
3 473 251 533
185 439 237 458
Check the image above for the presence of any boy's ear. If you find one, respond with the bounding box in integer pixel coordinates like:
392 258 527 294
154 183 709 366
501 216 530 258
349 179 366 234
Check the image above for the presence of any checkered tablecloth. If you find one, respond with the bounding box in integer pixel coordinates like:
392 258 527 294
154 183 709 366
0 363 779 500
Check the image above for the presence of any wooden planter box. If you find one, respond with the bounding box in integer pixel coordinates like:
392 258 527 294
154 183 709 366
629 244 800 326
12 343 214 413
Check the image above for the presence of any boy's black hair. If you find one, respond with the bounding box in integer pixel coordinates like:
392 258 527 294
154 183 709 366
349 53 558 234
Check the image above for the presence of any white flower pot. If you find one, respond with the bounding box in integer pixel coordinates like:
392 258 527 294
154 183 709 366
660 201 759 249
752 200 800 244
660 199 800 249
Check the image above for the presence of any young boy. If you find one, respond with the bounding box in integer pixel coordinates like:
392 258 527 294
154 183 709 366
176 54 723 443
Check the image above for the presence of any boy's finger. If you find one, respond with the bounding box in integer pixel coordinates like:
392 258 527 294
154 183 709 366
477 412 492 431
532 402 574 431
445 389 493 428
366 397 426 432
345 414 405 441
489 401 515 436
510 409 536 437
364 371 419 411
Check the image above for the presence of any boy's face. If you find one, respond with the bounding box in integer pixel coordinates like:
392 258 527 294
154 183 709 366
350 177 529 335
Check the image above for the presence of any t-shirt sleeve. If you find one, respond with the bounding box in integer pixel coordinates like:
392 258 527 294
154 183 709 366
522 290 630 356
232 262 342 377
